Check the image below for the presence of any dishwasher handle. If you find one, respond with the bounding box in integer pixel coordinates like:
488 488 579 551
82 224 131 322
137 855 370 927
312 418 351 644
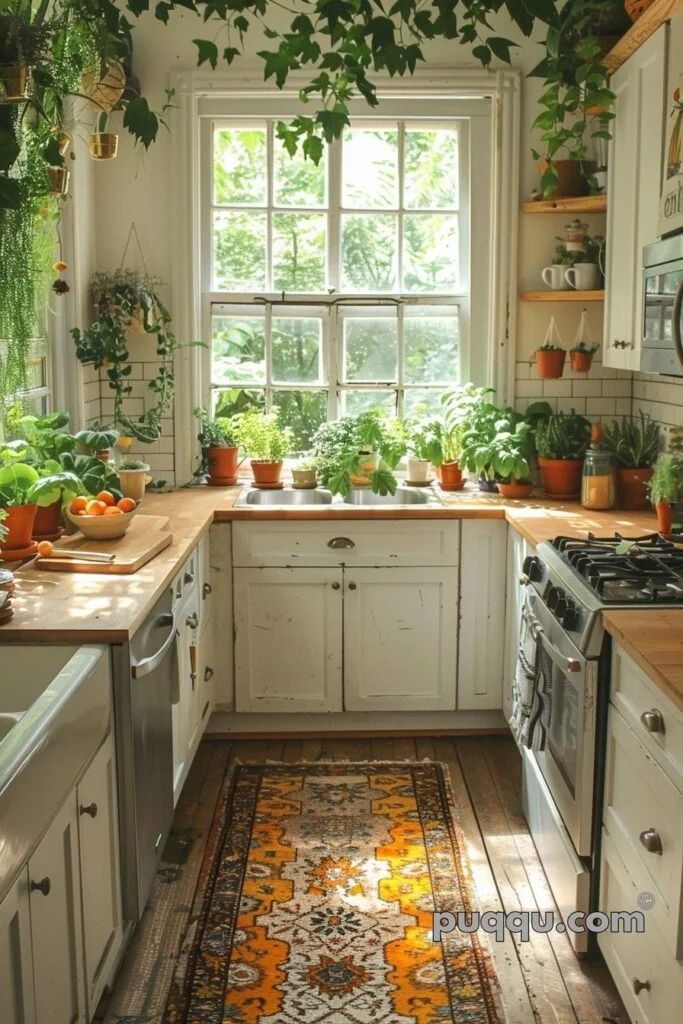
132 613 176 679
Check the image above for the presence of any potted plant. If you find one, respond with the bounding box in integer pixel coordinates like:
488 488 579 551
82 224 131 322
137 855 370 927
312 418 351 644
74 427 119 462
88 112 119 161
291 457 318 489
536 411 591 499
312 412 405 497
460 402 535 496
647 455 683 537
535 343 567 380
233 410 293 487
570 341 599 373
436 384 496 490
117 458 151 503
603 412 660 510
195 407 240 485
0 13 49 101
0 462 40 554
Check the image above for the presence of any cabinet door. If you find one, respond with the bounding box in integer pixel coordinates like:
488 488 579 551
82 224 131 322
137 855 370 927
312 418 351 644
604 26 667 370
458 520 507 710
77 734 122 1017
234 568 343 712
0 869 35 1024
503 529 531 723
28 794 85 1024
343 567 458 711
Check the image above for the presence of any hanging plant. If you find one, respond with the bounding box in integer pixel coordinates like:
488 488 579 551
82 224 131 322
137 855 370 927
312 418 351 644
71 270 180 445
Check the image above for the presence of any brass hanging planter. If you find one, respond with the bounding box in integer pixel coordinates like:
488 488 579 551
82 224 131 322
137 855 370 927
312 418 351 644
0 62 31 103
57 130 71 157
88 132 119 160
47 165 70 197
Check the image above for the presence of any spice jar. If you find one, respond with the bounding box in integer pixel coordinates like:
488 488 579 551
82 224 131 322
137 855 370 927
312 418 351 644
564 219 588 252
581 424 616 510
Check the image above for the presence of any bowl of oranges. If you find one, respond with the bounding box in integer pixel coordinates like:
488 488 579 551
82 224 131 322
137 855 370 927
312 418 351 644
67 492 138 540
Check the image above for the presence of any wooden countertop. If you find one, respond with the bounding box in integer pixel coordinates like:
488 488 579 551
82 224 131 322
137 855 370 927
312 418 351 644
0 481 665 645
603 610 683 712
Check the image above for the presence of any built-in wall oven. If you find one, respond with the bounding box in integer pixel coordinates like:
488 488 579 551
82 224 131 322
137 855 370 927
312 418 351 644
641 235 683 376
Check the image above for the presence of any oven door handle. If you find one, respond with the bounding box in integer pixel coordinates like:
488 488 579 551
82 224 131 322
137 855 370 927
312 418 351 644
525 607 583 675
673 275 683 371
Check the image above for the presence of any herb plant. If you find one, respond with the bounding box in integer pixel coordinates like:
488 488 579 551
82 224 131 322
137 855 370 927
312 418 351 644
233 410 293 462
603 413 660 469
195 407 237 448
536 411 591 460
311 411 405 497
647 455 683 505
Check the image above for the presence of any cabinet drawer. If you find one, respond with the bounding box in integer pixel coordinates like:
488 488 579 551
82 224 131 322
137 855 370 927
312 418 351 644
604 704 683 957
611 645 683 781
233 521 459 568
599 828 683 1024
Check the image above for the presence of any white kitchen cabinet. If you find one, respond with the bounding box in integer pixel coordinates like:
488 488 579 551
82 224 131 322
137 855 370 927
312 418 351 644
503 528 532 724
0 869 35 1024
173 588 201 803
235 568 344 712
344 567 458 711
604 25 667 370
28 794 86 1024
77 733 122 1017
206 524 233 710
457 520 507 710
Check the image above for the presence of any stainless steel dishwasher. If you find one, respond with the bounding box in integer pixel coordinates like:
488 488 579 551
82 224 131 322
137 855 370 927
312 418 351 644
115 585 177 924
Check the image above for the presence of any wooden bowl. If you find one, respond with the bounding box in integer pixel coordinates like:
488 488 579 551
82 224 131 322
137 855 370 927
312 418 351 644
66 507 136 540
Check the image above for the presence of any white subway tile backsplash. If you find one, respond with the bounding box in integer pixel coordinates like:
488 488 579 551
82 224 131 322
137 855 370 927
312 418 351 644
572 380 602 397
542 380 573 398
516 379 544 398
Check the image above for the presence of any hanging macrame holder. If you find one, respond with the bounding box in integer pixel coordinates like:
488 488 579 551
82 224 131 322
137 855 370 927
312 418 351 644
573 308 590 349
119 223 151 334
543 315 564 349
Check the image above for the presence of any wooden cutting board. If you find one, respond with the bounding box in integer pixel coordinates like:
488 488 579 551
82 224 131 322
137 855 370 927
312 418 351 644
40 515 173 574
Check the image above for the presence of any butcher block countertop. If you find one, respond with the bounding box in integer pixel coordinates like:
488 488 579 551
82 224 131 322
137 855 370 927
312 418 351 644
0 481 666 646
603 610 683 712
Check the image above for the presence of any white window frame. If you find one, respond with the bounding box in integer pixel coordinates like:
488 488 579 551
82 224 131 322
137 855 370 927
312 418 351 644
170 65 520 485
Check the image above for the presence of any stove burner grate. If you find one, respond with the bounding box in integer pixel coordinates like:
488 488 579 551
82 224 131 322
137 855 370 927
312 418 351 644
551 532 683 604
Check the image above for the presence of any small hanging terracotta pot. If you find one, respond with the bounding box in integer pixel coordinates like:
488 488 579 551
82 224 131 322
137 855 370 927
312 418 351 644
47 165 70 197
535 348 566 379
617 467 653 511
205 446 239 486
0 63 30 102
251 460 284 487
436 462 464 491
570 349 593 373
655 500 675 538
88 132 119 160
1 504 38 550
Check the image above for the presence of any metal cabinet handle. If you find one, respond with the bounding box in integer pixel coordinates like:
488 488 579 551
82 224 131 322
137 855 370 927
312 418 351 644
633 978 651 996
519 574 530 586
186 612 199 630
640 708 665 735
331 581 341 590
30 877 50 896
79 802 98 818
202 582 212 599
639 828 663 855
204 666 214 682
348 581 357 590
328 536 355 549
184 569 194 585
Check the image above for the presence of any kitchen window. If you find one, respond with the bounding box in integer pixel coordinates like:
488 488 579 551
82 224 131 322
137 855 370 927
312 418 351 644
200 107 488 448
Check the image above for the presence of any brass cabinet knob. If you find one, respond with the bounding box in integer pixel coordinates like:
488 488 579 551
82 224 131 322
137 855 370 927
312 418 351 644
640 708 665 735
639 828 663 855
79 802 98 818
633 978 651 996
30 877 50 896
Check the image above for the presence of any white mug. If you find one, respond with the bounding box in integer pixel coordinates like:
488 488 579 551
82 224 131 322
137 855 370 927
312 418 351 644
565 262 600 291
541 264 566 290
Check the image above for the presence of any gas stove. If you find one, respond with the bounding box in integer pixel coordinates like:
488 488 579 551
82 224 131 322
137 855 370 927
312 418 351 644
522 532 683 658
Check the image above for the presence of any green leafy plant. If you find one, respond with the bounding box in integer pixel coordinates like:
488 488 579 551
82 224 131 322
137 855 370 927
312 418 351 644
74 427 119 455
57 451 122 501
0 461 40 505
13 410 74 463
233 409 293 462
571 340 599 355
195 407 237 448
312 411 405 497
536 411 591 460
647 454 683 505
118 457 148 471
0 507 7 543
537 342 565 353
602 413 660 470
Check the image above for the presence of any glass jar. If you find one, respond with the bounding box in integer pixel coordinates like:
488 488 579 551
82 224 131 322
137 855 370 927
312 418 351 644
564 219 588 252
581 426 616 510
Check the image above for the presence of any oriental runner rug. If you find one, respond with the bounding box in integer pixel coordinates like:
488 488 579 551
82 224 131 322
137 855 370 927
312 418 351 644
164 761 503 1024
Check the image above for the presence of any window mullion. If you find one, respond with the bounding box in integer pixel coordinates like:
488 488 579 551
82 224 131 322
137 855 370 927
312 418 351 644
328 137 341 290
396 302 404 419
266 120 274 291
397 121 405 293
265 302 273 410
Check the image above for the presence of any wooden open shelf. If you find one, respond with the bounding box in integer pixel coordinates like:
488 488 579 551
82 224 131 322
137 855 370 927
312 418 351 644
603 0 683 73
520 290 605 302
522 195 607 214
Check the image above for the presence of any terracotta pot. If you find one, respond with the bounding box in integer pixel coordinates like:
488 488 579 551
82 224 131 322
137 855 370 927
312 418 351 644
625 0 656 22
535 349 566 379
251 460 283 486
291 468 317 489
0 63 30 102
538 159 589 197
570 350 593 373
499 481 535 500
47 166 70 197
1 504 38 550
656 500 675 538
205 446 239 485
617 467 653 511
88 132 119 160
538 457 584 499
436 462 464 491
33 500 64 539
478 477 499 493
349 452 380 487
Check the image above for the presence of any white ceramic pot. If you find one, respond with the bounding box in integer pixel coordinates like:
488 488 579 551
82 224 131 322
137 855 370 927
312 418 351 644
565 262 601 291
118 466 150 503
541 264 566 290
406 458 432 484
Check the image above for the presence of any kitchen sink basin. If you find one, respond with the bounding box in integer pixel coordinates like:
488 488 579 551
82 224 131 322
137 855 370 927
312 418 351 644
342 486 432 505
239 487 334 506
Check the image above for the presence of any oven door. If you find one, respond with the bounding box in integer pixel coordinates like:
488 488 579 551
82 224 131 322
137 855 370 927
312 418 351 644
641 258 683 376
524 592 598 857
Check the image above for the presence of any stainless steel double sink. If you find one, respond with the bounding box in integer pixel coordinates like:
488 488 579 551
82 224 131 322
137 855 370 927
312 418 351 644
237 485 439 508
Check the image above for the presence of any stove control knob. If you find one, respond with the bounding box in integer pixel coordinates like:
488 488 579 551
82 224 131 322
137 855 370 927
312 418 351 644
555 596 569 621
522 555 543 582
562 600 580 631
547 585 563 611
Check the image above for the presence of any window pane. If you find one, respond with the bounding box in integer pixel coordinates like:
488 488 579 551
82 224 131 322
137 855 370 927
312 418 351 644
272 213 326 291
214 211 267 291
403 214 458 292
272 389 327 449
342 214 397 291
274 136 327 207
404 130 458 209
343 318 397 382
404 312 459 383
342 128 398 208
272 318 322 383
341 389 396 417
403 387 448 416
214 128 267 205
213 387 265 419
212 315 265 384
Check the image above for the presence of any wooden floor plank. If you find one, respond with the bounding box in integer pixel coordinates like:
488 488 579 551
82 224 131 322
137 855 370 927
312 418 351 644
391 735 418 759
301 737 323 760
280 739 305 762
319 736 370 760
370 736 398 760
415 736 436 760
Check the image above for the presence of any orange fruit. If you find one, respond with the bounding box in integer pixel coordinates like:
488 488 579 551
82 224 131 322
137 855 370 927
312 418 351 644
117 497 136 513
85 499 107 516
70 496 87 514
36 540 54 557
96 490 115 507
77 510 87 516
104 506 123 516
